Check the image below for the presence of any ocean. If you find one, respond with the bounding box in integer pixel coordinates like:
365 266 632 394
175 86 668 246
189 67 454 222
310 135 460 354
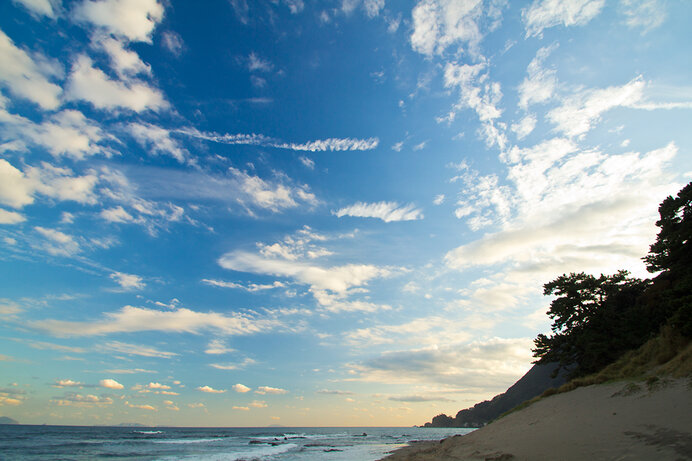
0 425 474 460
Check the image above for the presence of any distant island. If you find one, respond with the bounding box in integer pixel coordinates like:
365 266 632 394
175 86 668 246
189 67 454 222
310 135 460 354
0 416 19 425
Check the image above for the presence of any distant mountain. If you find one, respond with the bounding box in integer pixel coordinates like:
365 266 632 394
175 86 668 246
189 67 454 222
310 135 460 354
0 416 19 425
424 362 568 428
117 422 146 427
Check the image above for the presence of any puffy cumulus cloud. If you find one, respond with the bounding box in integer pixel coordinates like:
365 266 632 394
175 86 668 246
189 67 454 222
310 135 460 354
54 379 83 388
53 393 113 407
518 44 558 109
0 29 62 110
209 357 256 371
73 0 164 43
333 201 424 222
65 55 167 112
620 0 666 34
230 167 317 213
12 0 60 18
145 382 170 390
95 36 151 79
410 0 484 56
232 383 251 393
547 76 645 138
197 385 225 394
128 122 189 163
0 208 25 224
34 226 81 257
348 337 534 389
255 386 287 395
0 386 26 406
0 160 36 208
110 271 145 290
32 305 281 337
124 401 156 410
523 0 605 38
99 378 124 389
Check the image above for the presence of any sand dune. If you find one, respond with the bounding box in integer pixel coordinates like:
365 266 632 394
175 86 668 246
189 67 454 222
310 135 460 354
381 378 692 460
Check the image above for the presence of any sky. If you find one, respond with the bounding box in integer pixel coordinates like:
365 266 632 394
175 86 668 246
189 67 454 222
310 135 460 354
0 0 691 428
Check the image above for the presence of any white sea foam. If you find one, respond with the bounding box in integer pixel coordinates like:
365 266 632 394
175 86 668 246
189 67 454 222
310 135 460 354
174 442 299 460
153 437 224 444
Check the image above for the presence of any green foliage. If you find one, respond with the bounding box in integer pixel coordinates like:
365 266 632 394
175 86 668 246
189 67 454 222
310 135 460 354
533 271 650 378
533 182 692 379
643 182 692 336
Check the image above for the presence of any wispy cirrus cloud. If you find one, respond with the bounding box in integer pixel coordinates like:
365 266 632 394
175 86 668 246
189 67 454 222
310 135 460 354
523 0 605 38
333 201 424 222
32 305 281 337
178 127 378 152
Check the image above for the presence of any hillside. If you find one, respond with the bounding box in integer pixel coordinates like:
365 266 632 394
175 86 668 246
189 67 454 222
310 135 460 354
0 416 19 425
424 362 568 428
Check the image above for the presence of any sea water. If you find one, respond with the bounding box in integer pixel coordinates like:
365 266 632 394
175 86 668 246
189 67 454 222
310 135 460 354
0 425 474 460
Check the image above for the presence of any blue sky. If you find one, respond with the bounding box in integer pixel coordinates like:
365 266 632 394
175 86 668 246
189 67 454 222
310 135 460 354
1 0 691 427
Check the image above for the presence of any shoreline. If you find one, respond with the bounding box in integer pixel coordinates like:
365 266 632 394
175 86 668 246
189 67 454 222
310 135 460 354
380 378 692 460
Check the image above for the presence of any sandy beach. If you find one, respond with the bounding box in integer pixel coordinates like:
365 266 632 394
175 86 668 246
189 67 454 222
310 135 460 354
381 378 692 461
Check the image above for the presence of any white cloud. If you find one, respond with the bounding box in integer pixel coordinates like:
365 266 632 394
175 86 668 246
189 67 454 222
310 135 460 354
523 0 605 38
230 167 317 212
32 305 280 337
433 194 445 205
0 208 26 224
161 31 184 56
54 379 82 388
282 0 304 14
547 76 644 138
0 109 107 160
349 337 533 389
73 0 164 43
197 385 225 394
232 383 251 393
410 0 483 56
202 279 285 292
54 393 113 407
363 0 384 18
100 340 178 358
12 0 60 18
299 156 315 169
65 55 167 112
391 141 403 152
204 339 235 355
0 159 35 208
95 36 151 78
247 52 273 72
180 127 378 152
518 44 557 109
442 61 507 150
218 251 391 295
128 122 188 163
620 0 665 34
0 29 62 109
276 137 379 152
333 201 423 222
446 142 678 279
210 358 256 370
34 226 80 256
255 386 287 395
110 271 145 290
100 206 134 223
99 378 124 389
124 401 156 410
511 114 537 139
146 382 170 390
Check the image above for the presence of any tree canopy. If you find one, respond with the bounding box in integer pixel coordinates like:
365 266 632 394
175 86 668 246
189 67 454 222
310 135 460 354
533 181 692 377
